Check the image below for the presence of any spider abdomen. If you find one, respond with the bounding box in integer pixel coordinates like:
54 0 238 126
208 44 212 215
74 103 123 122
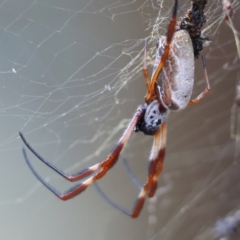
154 30 194 111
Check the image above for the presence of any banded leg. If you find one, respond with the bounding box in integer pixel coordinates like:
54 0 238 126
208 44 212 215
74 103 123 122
142 39 151 92
145 0 178 103
19 105 146 200
148 122 167 197
188 55 210 105
94 126 164 218
131 126 162 218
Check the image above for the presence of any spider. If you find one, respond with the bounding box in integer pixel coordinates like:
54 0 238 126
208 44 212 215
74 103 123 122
19 0 210 218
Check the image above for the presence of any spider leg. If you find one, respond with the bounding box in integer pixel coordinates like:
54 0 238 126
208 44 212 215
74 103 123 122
188 55 210 105
94 182 133 216
23 148 65 198
93 157 142 215
142 38 151 92
131 126 162 218
145 0 178 103
20 105 146 200
148 122 167 197
93 126 163 218
20 131 103 181
121 157 142 190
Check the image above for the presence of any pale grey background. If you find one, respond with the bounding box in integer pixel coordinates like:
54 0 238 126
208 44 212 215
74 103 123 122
0 0 240 240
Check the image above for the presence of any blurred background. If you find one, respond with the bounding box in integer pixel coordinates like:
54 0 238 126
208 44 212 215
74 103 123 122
0 0 240 239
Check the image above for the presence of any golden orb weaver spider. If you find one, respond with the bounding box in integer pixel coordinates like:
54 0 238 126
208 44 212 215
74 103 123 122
19 0 210 218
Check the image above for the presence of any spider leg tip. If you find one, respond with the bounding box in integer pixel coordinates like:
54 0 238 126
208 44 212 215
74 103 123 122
19 131 25 141
22 147 27 157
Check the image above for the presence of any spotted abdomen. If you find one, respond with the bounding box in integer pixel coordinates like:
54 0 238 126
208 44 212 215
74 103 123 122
153 30 194 111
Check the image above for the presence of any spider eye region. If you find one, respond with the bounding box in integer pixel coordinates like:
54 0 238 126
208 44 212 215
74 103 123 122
135 100 168 136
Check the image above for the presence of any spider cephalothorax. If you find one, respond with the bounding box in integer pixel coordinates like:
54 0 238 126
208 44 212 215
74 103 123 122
135 100 168 136
19 0 211 218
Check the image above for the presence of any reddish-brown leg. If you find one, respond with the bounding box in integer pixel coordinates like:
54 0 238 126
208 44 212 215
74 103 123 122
188 55 210 105
148 122 167 197
142 38 151 91
145 0 178 103
131 126 163 218
94 124 166 218
20 105 145 200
